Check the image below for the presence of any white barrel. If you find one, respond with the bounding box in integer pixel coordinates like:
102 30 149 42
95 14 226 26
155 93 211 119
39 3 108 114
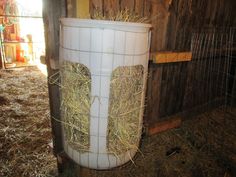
59 18 151 169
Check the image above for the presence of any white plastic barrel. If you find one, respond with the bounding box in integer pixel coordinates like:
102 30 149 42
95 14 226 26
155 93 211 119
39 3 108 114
59 18 151 169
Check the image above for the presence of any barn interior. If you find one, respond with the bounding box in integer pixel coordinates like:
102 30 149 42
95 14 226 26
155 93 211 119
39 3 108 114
0 0 236 177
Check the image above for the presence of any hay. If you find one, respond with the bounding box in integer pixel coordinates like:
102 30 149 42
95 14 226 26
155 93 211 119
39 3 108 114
60 61 91 152
91 8 150 23
181 106 236 163
0 67 56 177
59 9 150 156
59 61 145 156
107 65 144 155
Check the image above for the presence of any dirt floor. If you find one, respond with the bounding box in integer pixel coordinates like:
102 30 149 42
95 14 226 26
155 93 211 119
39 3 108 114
0 67 235 177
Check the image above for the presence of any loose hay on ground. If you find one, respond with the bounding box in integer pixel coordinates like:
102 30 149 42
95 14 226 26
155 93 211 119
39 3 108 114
0 67 56 177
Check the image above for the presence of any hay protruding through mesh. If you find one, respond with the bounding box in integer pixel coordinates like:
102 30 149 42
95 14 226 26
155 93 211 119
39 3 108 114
60 61 91 152
59 61 145 157
107 65 144 156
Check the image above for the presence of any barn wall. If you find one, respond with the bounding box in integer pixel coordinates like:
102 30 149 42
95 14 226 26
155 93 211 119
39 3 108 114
155 0 236 122
90 0 236 123
148 0 236 122
90 0 236 51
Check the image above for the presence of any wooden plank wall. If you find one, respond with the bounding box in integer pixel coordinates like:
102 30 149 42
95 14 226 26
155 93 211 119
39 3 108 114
90 0 236 51
90 0 236 124
150 0 236 122
166 0 236 51
89 0 168 51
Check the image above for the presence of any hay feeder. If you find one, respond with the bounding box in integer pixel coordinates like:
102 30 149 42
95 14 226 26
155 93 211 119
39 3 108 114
59 18 151 169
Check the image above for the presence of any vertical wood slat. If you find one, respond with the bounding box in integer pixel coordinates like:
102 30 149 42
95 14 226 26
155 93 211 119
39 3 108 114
89 0 103 16
143 0 151 17
120 0 135 11
134 0 144 16
144 63 153 124
149 1 159 52
144 63 163 123
103 0 120 17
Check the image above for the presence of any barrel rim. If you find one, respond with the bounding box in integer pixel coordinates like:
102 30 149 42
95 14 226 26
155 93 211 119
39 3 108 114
60 18 152 30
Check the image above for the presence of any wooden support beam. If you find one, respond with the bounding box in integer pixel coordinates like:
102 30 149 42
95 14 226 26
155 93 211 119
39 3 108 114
43 0 65 155
43 0 72 174
152 51 192 64
147 117 182 136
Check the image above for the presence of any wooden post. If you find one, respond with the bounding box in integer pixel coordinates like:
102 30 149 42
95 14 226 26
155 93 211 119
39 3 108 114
43 0 64 155
43 0 93 176
42 0 76 174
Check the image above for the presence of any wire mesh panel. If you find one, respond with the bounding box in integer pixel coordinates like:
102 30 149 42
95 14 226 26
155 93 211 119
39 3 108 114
60 61 91 152
184 28 236 110
182 27 236 173
107 65 144 156
59 18 151 169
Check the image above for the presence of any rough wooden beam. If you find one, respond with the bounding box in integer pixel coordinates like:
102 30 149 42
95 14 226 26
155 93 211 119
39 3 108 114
144 63 163 124
147 117 182 135
90 0 103 15
103 0 119 17
43 0 71 174
152 51 192 64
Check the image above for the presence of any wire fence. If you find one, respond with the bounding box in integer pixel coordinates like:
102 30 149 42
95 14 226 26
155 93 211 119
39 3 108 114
181 27 236 174
184 27 236 111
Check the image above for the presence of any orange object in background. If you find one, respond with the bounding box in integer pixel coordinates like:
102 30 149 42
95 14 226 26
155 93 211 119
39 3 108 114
16 45 21 61
16 45 25 62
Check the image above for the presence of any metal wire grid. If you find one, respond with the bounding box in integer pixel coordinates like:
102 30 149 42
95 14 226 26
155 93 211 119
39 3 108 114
186 27 236 168
59 23 149 169
188 27 236 109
